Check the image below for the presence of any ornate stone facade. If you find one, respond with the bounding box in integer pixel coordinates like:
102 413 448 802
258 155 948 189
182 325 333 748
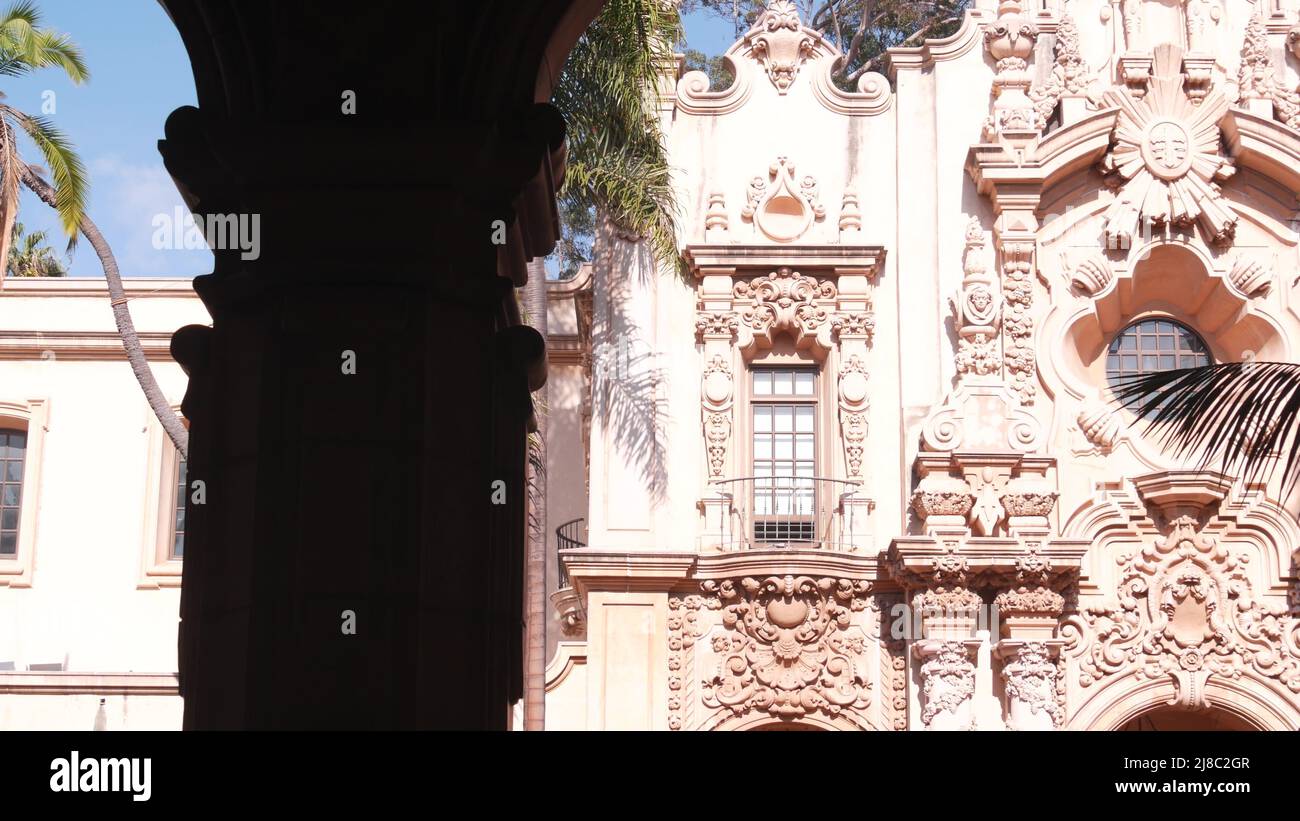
544 1 1300 732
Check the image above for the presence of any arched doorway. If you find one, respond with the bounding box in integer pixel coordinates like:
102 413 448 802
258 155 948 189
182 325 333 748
1118 707 1258 731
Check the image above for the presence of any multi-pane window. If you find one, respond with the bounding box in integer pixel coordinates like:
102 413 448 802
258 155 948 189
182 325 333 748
0 428 24 556
1106 319 1210 413
751 367 816 544
171 458 187 560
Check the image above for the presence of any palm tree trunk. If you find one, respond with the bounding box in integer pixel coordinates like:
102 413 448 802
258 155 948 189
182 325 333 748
523 257 548 730
21 166 189 457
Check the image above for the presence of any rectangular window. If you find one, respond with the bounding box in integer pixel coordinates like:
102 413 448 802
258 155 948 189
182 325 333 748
0 429 26 557
171 458 187 560
751 367 817 545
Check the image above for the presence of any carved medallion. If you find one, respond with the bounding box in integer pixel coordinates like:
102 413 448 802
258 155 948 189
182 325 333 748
1099 44 1236 246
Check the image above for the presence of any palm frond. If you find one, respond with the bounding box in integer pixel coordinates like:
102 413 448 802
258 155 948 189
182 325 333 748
28 30 88 83
14 110 86 243
0 0 39 60
1110 362 1300 493
552 0 685 278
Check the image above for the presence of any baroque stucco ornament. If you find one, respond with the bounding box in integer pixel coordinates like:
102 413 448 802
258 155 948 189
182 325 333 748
701 575 873 722
1063 516 1300 710
745 1 816 95
732 266 838 351
742 156 827 242
1099 45 1237 246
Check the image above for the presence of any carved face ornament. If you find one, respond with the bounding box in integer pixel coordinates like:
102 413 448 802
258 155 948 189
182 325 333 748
1143 120 1191 179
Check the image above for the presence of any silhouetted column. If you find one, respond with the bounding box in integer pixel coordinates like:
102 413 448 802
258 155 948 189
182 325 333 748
164 107 557 729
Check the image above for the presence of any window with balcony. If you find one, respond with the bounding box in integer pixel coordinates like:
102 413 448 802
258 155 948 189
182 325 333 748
750 366 817 546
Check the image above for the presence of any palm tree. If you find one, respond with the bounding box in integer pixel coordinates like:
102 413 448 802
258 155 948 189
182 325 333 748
516 0 685 729
6 219 65 276
0 0 88 277
1110 363 1300 498
551 0 684 279
0 2 188 456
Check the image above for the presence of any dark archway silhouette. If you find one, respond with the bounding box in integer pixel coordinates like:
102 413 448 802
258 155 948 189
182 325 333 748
156 0 602 729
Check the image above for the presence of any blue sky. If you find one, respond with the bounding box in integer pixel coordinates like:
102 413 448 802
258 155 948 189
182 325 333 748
5 1 209 277
2 3 737 279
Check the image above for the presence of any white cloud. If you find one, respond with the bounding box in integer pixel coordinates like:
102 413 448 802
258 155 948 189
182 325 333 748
29 154 215 277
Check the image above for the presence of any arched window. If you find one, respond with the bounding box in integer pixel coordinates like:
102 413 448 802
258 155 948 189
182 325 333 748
1106 318 1210 389
0 428 24 556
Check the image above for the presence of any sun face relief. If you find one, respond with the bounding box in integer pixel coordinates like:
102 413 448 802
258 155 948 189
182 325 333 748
1142 119 1192 179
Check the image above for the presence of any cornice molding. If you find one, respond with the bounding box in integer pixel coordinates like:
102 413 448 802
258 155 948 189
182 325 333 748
0 672 180 695
0 277 198 298
685 243 885 277
0 330 179 361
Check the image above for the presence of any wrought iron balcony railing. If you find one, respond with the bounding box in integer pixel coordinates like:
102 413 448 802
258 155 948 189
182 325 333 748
702 475 864 552
555 517 586 588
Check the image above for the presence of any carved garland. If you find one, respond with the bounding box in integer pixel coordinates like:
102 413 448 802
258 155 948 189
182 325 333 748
1000 240 1036 405
1026 12 1097 128
918 641 978 728
1001 641 1065 729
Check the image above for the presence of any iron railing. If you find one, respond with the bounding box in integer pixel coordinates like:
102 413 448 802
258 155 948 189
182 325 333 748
555 517 586 588
702 476 863 551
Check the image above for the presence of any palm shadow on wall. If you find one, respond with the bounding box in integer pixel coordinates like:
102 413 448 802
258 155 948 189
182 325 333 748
590 228 671 507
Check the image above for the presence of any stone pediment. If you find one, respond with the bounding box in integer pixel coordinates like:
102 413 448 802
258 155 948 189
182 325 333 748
675 0 891 117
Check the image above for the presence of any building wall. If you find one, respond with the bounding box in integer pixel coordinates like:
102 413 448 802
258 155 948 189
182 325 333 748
0 279 206 727
548 0 1300 731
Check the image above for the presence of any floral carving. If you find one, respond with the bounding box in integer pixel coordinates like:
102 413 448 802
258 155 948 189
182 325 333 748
1236 11 1300 128
1063 516 1300 709
1099 44 1237 247
838 354 870 478
745 1 816 95
883 636 909 730
918 641 977 728
704 413 732 477
1000 491 1057 518
741 176 767 221
1028 13 1097 127
700 576 873 722
733 267 837 339
1000 240 1036 404
1001 642 1063 729
831 312 875 341
701 354 734 477
695 311 739 339
910 484 975 520
668 592 719 731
